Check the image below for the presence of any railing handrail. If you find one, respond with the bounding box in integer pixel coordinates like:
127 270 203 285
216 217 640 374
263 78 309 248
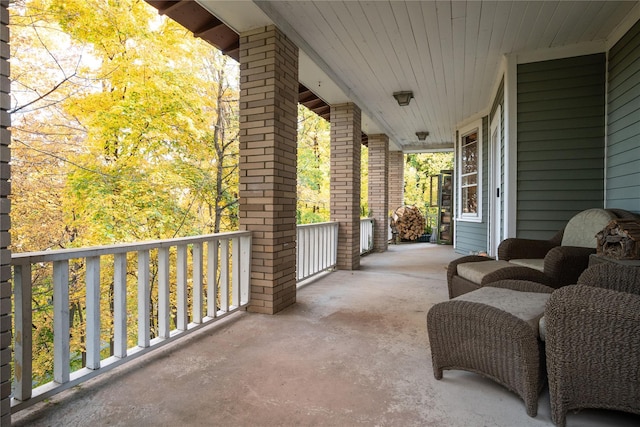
296 221 336 230
11 231 252 264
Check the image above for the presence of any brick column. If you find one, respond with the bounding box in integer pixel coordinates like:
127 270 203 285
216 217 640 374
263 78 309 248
239 26 298 315
330 103 361 270
388 150 404 212
368 134 389 252
0 2 9 425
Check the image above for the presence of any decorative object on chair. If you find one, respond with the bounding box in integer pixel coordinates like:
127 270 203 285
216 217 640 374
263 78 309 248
596 218 640 260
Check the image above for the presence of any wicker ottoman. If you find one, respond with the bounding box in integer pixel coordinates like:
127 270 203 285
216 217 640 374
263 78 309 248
427 280 554 417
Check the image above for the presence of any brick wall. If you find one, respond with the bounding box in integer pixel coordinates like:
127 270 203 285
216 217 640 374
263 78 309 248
388 151 404 212
238 26 298 315
330 103 361 270
0 2 9 424
367 134 388 252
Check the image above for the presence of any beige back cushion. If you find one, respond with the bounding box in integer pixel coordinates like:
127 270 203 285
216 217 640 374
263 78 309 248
561 208 616 248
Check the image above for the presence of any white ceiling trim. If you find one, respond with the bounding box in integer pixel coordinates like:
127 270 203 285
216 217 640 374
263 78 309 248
196 0 271 33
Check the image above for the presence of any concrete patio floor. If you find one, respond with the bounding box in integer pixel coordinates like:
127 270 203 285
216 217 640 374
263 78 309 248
12 243 640 426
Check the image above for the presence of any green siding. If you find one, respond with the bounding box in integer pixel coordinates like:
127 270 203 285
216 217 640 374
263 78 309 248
607 19 640 213
455 116 489 254
517 54 606 239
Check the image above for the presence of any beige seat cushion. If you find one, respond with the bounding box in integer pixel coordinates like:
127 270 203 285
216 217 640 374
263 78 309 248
457 260 512 284
561 208 617 248
454 286 550 336
509 258 545 272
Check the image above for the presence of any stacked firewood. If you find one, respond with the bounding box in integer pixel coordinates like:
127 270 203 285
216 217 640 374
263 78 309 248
392 206 426 241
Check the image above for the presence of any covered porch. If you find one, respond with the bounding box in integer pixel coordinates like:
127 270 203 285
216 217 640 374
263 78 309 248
1 1 640 425
11 243 640 427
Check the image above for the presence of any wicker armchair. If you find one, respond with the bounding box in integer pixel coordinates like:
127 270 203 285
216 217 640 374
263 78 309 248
447 208 637 298
498 209 638 286
545 263 640 427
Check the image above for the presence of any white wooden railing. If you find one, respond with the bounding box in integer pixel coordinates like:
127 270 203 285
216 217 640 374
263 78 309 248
360 218 374 254
11 231 251 412
296 222 339 282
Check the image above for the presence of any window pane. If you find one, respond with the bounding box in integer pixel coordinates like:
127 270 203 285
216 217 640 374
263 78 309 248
462 185 478 214
462 142 477 174
462 173 477 187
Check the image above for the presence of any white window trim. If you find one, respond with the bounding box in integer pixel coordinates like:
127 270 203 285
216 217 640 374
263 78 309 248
457 120 483 223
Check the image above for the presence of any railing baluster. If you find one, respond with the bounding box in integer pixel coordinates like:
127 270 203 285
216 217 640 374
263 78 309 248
113 253 127 359
331 224 339 265
240 235 251 306
313 226 319 274
177 245 188 331
14 263 32 401
86 256 101 369
297 228 302 281
53 260 70 384
220 239 229 312
158 247 170 339
138 250 150 348
302 228 307 279
192 243 203 323
232 238 240 308
207 240 219 318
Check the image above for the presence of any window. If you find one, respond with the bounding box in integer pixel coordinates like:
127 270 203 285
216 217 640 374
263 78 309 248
457 122 482 221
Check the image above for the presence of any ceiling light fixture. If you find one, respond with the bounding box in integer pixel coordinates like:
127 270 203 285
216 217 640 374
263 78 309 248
393 91 414 106
416 131 429 141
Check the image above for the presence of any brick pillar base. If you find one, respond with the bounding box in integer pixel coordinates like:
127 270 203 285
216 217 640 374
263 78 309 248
330 103 361 270
368 134 389 252
239 26 298 314
389 151 404 212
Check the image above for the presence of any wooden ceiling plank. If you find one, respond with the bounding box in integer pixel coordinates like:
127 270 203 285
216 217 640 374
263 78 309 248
451 2 466 125
462 1 482 118
472 1 498 119
399 1 442 143
572 2 608 43
383 1 429 144
420 1 452 140
511 1 545 53
537 2 572 48
328 2 383 97
593 1 637 41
